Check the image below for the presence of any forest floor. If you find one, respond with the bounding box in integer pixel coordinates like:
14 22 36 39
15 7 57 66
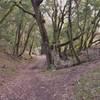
0 46 100 100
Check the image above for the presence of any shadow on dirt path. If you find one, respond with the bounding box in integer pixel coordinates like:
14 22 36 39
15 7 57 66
0 55 100 100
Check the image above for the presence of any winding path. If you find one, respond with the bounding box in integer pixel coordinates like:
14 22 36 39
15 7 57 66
0 55 100 100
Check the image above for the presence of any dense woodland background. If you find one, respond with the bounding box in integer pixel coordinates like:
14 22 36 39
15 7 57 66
0 0 100 100
0 0 100 68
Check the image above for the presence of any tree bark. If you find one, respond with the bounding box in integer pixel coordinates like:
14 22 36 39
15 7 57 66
68 0 80 63
31 2 54 68
18 22 34 56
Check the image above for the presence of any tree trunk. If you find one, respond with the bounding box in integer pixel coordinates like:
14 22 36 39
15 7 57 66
31 3 54 68
29 35 34 55
13 21 22 56
68 0 80 64
18 22 34 56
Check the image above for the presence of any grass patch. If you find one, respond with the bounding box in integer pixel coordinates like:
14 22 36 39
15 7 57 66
0 66 17 76
42 68 71 78
74 67 100 100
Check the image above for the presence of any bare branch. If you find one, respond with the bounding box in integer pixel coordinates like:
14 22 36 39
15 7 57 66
0 4 15 24
13 1 35 17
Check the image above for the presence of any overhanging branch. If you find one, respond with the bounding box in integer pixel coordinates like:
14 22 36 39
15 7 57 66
0 4 15 24
51 33 82 48
13 1 35 17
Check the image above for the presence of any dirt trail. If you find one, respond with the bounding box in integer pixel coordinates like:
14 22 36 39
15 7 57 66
0 55 100 100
